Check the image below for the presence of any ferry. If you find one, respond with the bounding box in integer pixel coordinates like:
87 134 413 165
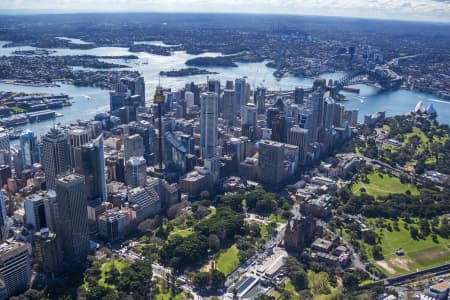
0 115 29 127
8 129 22 140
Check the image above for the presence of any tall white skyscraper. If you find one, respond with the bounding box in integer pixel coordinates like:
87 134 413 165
200 92 218 159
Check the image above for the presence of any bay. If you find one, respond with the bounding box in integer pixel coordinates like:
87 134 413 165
0 40 449 145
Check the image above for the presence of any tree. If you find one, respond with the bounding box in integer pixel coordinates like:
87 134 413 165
362 230 377 245
280 290 294 300
439 218 449 238
372 245 384 260
208 234 221 251
210 270 226 288
419 219 431 237
342 271 359 289
284 257 308 291
200 190 210 200
192 272 210 289
410 226 419 240
105 265 120 286
87 286 117 300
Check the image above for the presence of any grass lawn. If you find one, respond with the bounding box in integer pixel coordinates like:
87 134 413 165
99 260 128 288
351 171 419 198
154 284 186 300
168 207 216 239
307 271 342 300
269 214 286 223
284 279 300 300
216 244 240 276
365 218 450 276
260 223 268 237
11 106 26 113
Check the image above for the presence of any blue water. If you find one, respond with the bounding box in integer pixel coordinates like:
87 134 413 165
0 40 449 144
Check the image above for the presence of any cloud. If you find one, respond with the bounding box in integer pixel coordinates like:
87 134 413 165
0 0 449 22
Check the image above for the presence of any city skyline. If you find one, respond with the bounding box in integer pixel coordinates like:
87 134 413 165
0 0 449 23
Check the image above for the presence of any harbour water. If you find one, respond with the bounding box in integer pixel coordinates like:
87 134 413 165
1 39 449 142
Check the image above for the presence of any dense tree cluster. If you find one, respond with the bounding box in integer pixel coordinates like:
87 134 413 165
283 257 308 291
83 259 152 300
339 187 450 219
192 270 226 289
161 233 209 269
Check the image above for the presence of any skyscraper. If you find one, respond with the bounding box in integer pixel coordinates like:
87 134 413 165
24 193 47 230
255 87 266 114
288 126 310 165
294 87 305 104
323 97 335 132
200 92 218 159
258 140 286 187
125 156 147 188
241 103 257 140
43 190 59 234
0 242 31 298
81 134 107 201
308 91 325 143
124 134 145 162
0 129 9 151
207 79 220 95
19 130 39 170
55 173 90 261
222 88 236 126
234 78 246 109
32 228 62 276
41 128 70 190
0 190 8 242
68 128 90 171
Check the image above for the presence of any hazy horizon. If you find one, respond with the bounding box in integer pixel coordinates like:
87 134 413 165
0 0 449 23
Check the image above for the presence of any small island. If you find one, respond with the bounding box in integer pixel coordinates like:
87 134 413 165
185 56 237 67
129 44 172 56
160 68 218 77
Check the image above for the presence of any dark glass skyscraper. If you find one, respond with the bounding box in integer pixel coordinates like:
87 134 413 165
55 173 89 261
0 190 8 242
81 134 106 202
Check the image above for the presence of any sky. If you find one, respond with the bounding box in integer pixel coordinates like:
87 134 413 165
0 0 449 23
